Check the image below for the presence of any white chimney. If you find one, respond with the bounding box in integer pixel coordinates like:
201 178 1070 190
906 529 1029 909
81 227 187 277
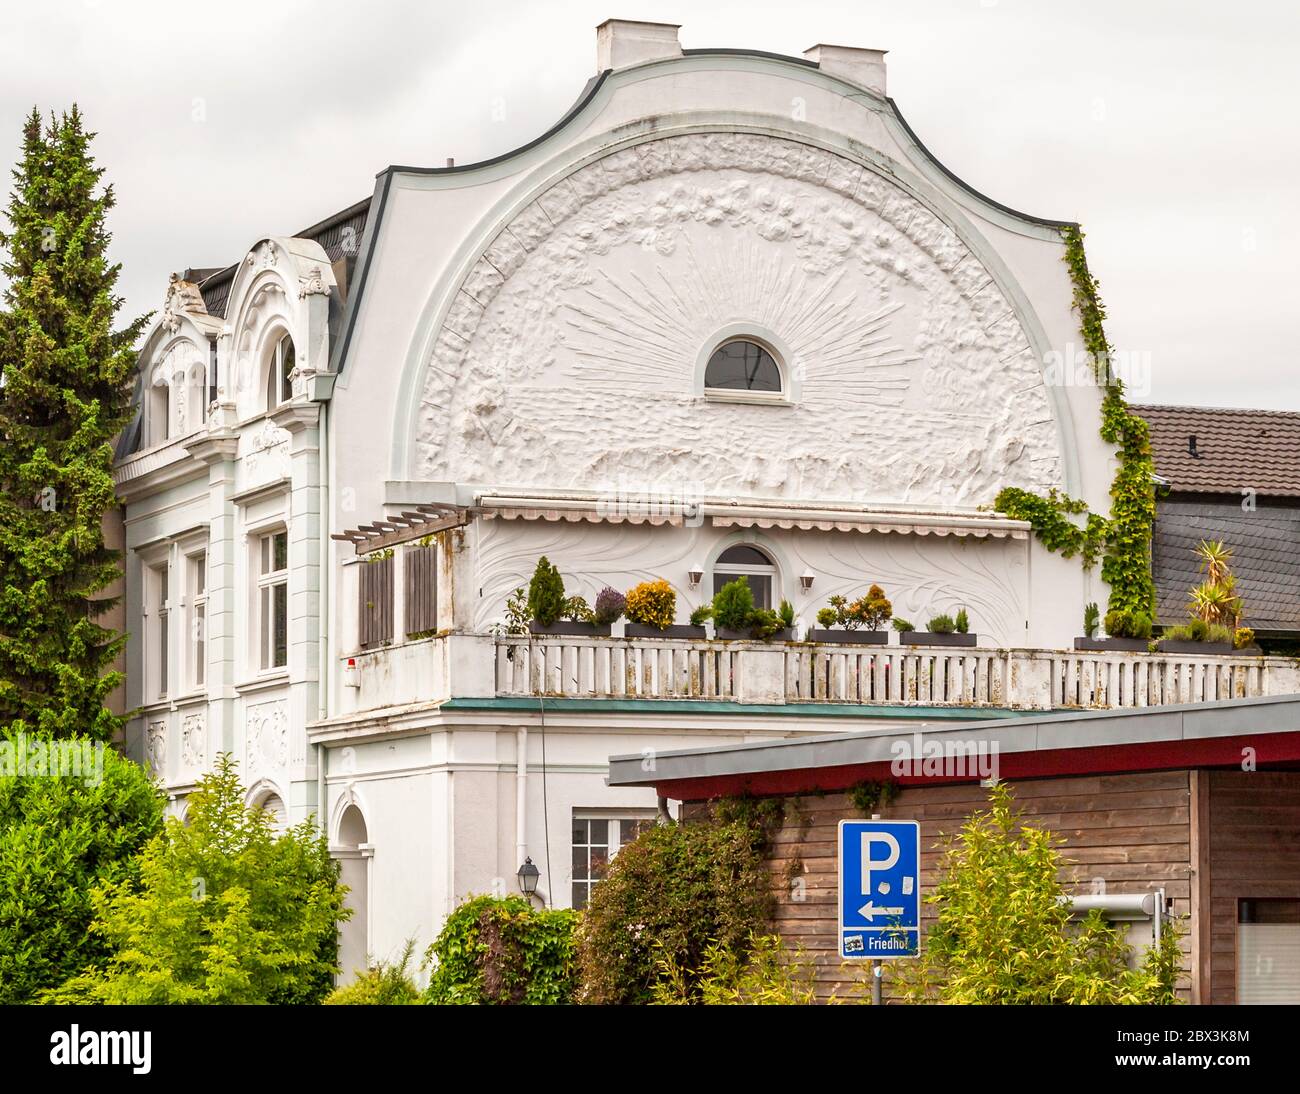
596 19 683 71
803 43 888 95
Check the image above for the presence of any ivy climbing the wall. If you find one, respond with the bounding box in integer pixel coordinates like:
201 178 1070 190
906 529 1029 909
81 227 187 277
994 226 1157 623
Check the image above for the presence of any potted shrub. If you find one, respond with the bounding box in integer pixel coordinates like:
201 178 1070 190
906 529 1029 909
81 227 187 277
1075 607 1151 652
710 577 792 642
809 585 891 645
1157 618 1235 655
624 579 703 638
525 558 611 636
593 587 626 628
897 610 978 648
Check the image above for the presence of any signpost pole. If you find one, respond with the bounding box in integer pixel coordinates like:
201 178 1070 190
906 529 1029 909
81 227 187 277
871 959 882 1005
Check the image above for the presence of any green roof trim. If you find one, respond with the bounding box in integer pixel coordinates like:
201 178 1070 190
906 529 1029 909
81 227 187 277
443 697 1040 720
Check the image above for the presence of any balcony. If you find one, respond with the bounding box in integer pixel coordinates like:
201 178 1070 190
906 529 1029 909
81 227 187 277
493 633 1300 711
336 632 1300 718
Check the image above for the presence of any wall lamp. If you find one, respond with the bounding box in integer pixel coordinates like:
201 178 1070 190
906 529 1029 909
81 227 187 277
799 570 815 593
687 566 704 589
517 857 540 896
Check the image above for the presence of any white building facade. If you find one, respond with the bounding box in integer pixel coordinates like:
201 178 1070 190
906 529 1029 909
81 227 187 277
117 21 1288 977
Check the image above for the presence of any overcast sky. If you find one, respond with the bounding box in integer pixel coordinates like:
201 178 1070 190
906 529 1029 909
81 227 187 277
1 0 1295 409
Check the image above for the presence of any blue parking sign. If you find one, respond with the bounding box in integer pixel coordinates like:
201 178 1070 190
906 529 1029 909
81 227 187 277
838 819 921 959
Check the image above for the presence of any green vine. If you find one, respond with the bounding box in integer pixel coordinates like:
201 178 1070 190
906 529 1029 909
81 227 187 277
995 226 1156 619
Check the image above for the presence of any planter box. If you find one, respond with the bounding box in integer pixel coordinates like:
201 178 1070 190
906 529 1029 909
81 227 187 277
715 627 794 643
528 621 612 637
1074 636 1149 652
898 631 977 648
1156 640 1235 655
808 628 888 645
624 623 708 640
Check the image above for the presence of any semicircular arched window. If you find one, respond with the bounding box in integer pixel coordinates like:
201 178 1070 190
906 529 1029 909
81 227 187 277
712 544 778 609
704 338 784 396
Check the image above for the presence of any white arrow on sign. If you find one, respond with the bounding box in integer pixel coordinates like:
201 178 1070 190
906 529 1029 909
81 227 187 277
857 901 905 920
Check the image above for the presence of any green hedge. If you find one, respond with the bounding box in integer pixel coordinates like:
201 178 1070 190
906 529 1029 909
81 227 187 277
424 895 578 1005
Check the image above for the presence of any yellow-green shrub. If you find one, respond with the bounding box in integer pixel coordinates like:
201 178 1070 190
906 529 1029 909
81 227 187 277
625 580 677 630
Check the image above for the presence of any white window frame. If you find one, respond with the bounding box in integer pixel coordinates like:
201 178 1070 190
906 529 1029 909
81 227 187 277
570 811 657 911
712 544 780 610
185 547 208 693
265 333 295 412
255 528 289 674
143 557 171 702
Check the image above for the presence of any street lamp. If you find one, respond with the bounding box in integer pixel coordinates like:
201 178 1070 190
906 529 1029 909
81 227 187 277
517 857 540 896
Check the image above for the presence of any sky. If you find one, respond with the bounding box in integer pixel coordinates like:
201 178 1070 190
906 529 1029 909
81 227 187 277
0 0 1296 409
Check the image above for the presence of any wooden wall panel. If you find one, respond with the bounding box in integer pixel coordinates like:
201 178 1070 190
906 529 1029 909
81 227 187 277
1206 770 1300 1005
760 771 1194 1002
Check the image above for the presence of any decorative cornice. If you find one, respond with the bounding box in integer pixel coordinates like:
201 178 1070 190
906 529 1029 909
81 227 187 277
184 431 240 466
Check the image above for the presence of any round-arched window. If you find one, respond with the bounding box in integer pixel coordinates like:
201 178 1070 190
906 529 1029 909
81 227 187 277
265 333 296 411
704 339 783 395
713 544 778 609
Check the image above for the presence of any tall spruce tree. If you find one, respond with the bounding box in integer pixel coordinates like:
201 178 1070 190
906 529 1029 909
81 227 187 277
0 108 145 740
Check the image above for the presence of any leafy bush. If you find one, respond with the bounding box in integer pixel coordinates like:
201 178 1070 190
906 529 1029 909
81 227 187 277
625 580 677 630
748 608 783 640
954 607 969 634
651 933 816 1005
852 585 893 630
0 735 163 1003
527 557 565 626
898 784 1182 1004
927 613 955 634
424 895 578 1005
578 806 775 1004
1083 602 1100 638
816 607 837 629
593 587 626 625
689 604 713 627
711 577 755 631
892 617 913 633
1104 609 1152 639
778 599 796 631
493 586 530 636
46 754 346 1004
561 595 594 624
1165 618 1211 642
324 942 420 1005
1234 626 1256 650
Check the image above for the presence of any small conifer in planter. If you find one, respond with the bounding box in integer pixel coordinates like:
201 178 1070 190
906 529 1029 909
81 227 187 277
525 560 608 635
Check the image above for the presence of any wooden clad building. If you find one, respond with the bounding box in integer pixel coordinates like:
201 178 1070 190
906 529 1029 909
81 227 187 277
609 695 1300 1004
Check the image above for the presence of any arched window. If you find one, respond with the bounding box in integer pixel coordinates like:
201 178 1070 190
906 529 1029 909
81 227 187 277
712 544 778 609
265 333 296 412
253 791 287 832
148 379 171 445
704 338 783 395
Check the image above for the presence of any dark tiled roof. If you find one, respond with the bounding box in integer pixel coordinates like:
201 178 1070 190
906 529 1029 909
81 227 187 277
1152 497 1300 632
192 197 371 318
1133 403 1300 499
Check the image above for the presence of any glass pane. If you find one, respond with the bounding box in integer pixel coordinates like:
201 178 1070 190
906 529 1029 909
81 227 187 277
280 338 295 402
273 531 288 572
193 553 206 596
194 604 205 688
158 613 168 696
716 545 772 566
704 340 782 392
273 581 287 667
588 819 608 846
620 819 650 845
571 845 588 881
158 565 168 602
260 536 270 575
590 849 610 879
572 883 588 911
260 586 270 669
572 818 588 845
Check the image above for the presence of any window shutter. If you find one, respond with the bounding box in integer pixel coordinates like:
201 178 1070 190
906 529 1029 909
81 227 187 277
358 555 394 648
405 544 438 636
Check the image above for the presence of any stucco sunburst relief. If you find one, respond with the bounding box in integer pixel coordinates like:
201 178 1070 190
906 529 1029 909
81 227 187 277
415 132 1062 507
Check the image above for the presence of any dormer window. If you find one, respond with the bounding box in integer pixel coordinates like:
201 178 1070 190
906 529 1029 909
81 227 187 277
265 333 295 412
